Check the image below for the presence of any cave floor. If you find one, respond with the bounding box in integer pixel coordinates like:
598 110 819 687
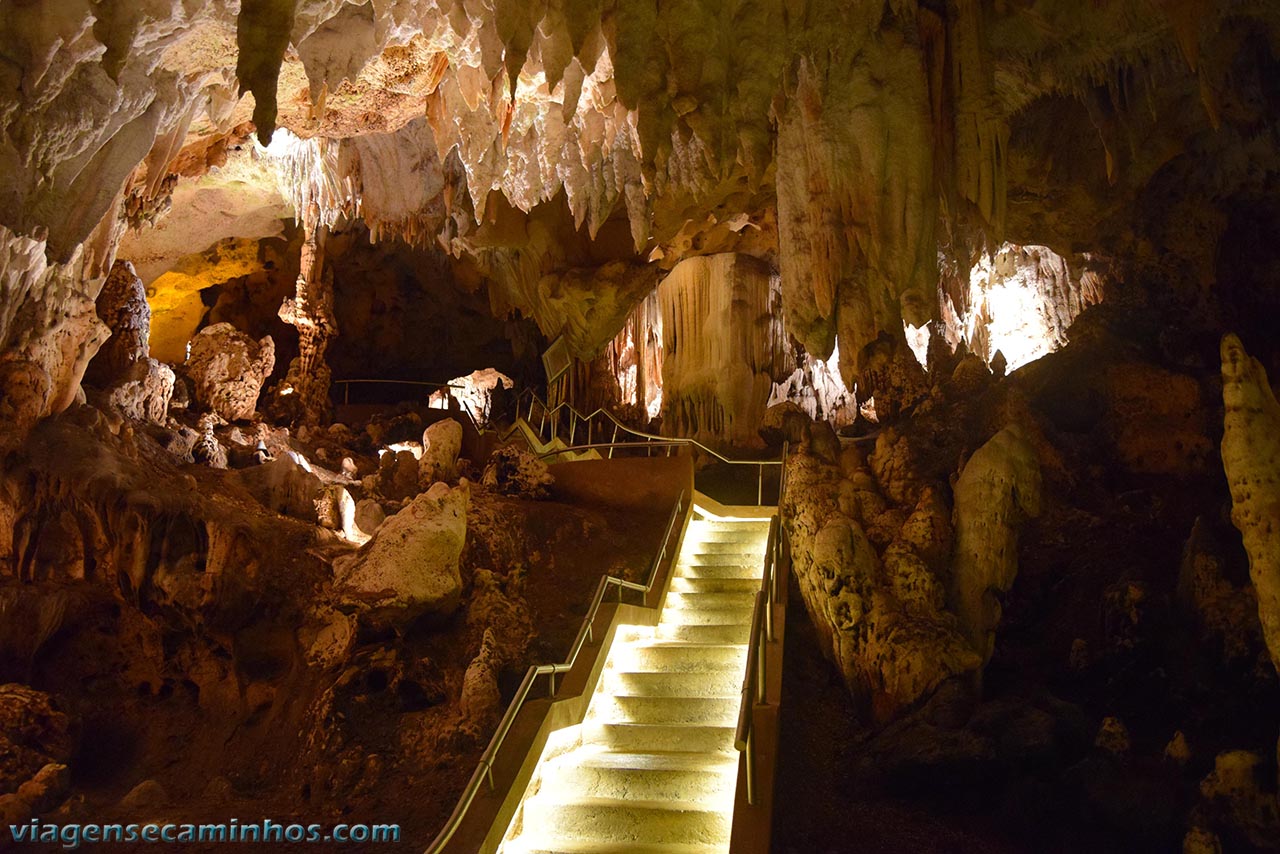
10 426 673 852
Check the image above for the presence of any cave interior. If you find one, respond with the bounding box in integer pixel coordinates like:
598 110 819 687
2 1 1280 852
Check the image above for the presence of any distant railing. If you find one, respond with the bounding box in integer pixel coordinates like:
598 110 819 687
425 489 688 854
734 441 789 805
514 390 783 505
330 378 461 406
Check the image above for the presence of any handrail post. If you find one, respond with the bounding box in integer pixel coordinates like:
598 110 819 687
757 463 763 505
746 728 756 806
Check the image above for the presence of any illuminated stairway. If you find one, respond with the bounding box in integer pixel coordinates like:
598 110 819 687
499 513 771 854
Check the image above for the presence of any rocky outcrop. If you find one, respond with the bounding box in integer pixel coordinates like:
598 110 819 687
481 446 553 499
334 481 469 630
949 425 1042 664
784 448 980 723
418 419 463 488
184 323 275 422
0 685 74 796
84 260 174 424
1220 334 1280 673
459 628 502 740
0 225 112 442
233 456 322 522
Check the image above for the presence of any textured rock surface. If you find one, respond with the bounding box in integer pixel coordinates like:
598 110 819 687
84 260 174 424
784 449 980 723
480 446 552 499
657 254 791 448
1220 334 1280 672
0 685 74 796
185 322 275 421
334 481 468 629
233 456 322 521
950 425 1042 664
418 419 463 488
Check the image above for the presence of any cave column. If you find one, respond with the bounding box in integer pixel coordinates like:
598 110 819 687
279 203 336 425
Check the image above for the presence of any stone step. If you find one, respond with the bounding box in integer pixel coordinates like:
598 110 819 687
669 576 761 595
604 669 741 698
624 642 747 673
656 621 752 644
675 562 760 580
585 721 736 754
520 795 731 847
589 694 740 727
540 749 736 803
664 590 757 611
690 520 771 533
658 607 753 627
685 528 768 543
688 539 766 553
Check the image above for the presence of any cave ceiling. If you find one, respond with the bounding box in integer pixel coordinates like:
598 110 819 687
2 0 1278 385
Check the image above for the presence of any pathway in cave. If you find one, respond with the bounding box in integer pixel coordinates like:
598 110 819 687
497 511 770 853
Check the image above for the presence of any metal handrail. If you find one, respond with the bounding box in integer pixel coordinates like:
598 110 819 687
332 377 462 404
734 440 789 806
517 389 783 467
513 390 783 503
426 488 687 854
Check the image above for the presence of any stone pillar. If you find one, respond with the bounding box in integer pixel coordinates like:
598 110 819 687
278 204 336 425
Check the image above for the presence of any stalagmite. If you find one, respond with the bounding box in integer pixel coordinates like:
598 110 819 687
83 260 174 424
950 425 1042 664
1220 334 1280 673
276 203 336 425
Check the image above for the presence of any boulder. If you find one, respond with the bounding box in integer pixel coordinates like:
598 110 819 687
377 449 421 501
334 481 469 629
104 359 174 424
233 456 321 520
185 323 274 421
315 484 358 540
16 762 68 813
759 400 809 446
354 499 385 537
419 418 463 487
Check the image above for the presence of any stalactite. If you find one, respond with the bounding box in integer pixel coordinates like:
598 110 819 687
656 254 790 449
936 243 1104 371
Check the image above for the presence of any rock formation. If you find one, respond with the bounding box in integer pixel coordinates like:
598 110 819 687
419 419 463 488
334 481 469 630
784 445 980 723
481 446 553 500
950 425 1042 664
83 260 174 424
1220 334 1280 672
184 322 275 422
657 254 791 448
274 204 335 425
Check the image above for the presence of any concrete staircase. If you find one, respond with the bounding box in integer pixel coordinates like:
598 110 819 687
498 513 771 854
